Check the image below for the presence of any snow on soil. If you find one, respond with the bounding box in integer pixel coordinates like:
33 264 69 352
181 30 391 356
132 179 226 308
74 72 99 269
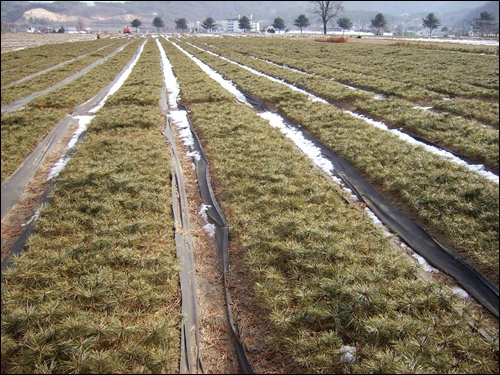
163 38 474 298
187 42 498 184
22 41 146 225
24 36 472 300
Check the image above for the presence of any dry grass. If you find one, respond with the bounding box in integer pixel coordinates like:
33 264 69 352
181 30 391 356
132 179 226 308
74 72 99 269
314 36 349 43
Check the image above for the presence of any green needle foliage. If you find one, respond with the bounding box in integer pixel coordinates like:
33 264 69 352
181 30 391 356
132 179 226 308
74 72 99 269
171 37 499 285
2 34 498 374
159 37 498 374
2 38 180 373
185 36 498 171
1 39 143 182
1 38 126 85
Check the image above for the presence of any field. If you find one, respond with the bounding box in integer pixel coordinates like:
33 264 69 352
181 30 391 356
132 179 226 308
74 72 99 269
0 32 100 53
1 32 499 374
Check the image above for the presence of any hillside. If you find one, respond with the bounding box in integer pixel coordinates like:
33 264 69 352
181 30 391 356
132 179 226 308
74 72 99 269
1 1 498 33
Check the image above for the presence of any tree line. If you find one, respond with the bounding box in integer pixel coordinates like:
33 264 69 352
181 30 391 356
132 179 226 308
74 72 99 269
129 1 497 37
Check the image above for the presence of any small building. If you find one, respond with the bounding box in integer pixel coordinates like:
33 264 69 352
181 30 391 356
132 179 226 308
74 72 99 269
222 14 260 33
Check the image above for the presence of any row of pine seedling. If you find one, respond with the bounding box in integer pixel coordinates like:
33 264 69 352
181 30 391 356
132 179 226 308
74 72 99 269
1 37 140 182
1 38 182 374
171 37 499 293
157 37 498 373
1 35 498 373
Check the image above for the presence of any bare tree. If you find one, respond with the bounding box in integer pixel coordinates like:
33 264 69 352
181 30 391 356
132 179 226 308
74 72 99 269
310 1 343 35
76 17 85 32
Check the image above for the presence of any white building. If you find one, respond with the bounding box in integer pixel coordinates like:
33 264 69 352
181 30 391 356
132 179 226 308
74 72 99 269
222 14 260 33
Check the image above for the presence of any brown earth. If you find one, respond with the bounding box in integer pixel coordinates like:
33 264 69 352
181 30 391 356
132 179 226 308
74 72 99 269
1 32 101 53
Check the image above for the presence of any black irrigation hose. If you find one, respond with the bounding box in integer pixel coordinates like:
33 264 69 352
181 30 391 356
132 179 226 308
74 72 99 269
308 128 499 318
178 104 254 374
238 90 499 319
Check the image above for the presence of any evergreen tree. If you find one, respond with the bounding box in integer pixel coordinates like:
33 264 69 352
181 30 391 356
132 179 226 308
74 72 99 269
175 18 189 32
272 17 287 33
479 11 495 22
371 13 387 35
201 17 217 32
238 16 252 32
152 16 165 32
422 13 441 36
337 17 352 35
472 12 497 37
293 14 310 34
131 18 142 33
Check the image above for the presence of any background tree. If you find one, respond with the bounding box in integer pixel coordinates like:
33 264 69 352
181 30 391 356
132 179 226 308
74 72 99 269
337 16 352 35
238 16 252 32
422 13 441 36
131 18 142 33
175 17 188 32
76 16 85 32
201 17 217 32
152 16 164 32
310 1 343 35
472 12 498 37
272 17 286 33
371 12 387 35
294 14 310 34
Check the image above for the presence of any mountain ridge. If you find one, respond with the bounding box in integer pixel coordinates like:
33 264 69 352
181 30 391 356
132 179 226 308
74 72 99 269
1 1 498 33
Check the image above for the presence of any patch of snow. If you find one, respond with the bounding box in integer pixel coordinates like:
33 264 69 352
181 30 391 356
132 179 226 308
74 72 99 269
89 41 145 113
47 115 93 180
339 346 357 364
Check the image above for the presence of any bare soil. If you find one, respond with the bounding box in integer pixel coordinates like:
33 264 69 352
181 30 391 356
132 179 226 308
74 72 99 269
1 32 103 53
